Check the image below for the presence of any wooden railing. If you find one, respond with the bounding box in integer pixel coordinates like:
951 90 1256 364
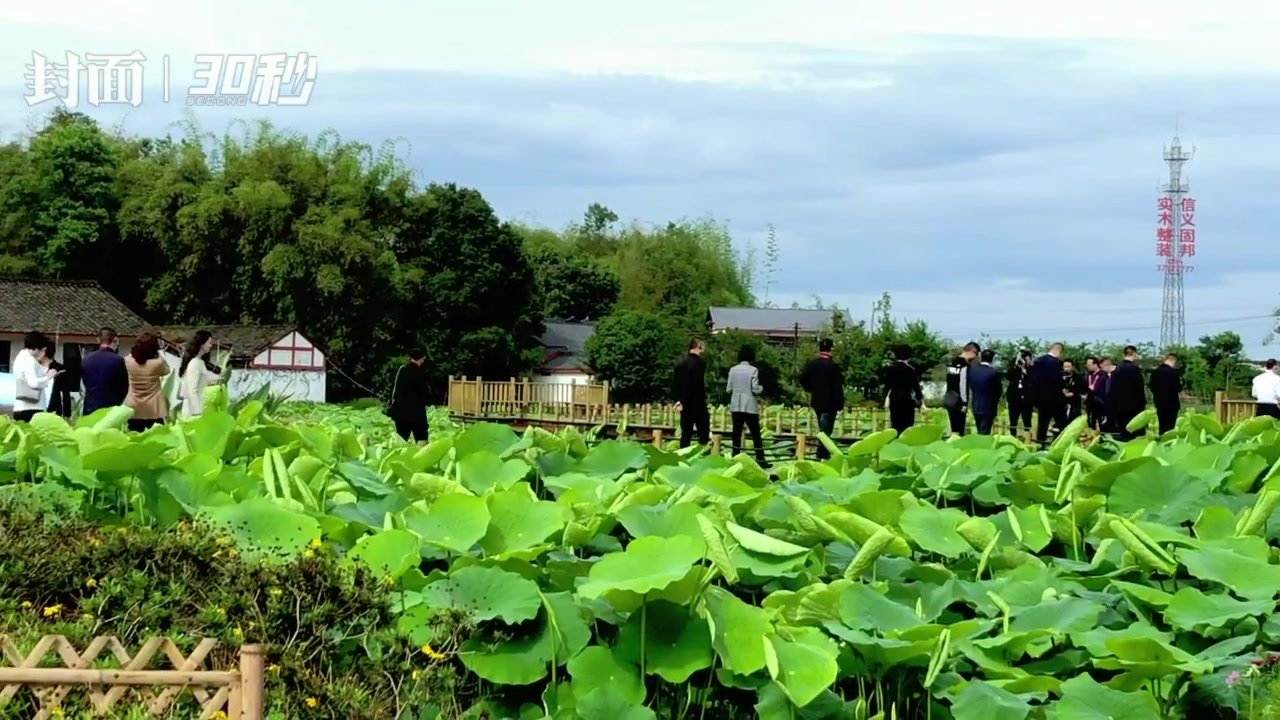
1215 391 1261 426
448 376 610 418
0 635 264 719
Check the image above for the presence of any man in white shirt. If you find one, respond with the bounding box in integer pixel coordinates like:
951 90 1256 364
12 332 57 421
1253 359 1280 419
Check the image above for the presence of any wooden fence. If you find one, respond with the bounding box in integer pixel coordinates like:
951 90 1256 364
0 635 264 719
1214 391 1261 426
448 376 610 418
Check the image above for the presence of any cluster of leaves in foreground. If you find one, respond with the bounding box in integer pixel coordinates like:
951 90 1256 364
6 401 1280 718
0 487 465 719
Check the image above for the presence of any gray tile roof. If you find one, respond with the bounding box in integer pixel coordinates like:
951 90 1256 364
153 324 299 359
538 321 596 372
539 321 596 354
708 306 852 334
0 278 150 336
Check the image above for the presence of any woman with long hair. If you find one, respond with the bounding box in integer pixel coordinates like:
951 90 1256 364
178 329 224 418
123 333 170 432
42 342 74 418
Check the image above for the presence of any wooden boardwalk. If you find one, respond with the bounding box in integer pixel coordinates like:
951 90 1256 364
446 377 1263 461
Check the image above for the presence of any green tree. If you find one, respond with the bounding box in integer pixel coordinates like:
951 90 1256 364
526 245 619 321
585 311 681 403
395 183 543 382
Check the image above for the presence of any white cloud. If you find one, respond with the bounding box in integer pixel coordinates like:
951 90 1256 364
2 0 1279 87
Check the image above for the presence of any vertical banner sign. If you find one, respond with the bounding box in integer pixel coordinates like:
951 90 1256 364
1179 196 1196 257
1156 197 1173 258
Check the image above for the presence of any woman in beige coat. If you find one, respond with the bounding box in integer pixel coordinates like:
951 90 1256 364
124 333 170 432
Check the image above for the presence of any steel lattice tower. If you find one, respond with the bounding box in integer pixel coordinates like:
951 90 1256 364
1160 135 1192 349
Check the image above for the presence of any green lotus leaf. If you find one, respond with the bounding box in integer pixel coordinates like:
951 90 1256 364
702 586 772 675
1163 586 1276 630
615 600 712 683
419 565 541 624
347 528 421 580
762 627 839 708
480 484 572 558
403 492 490 554
574 686 656 720
567 644 644 704
459 591 590 686
725 522 809 557
452 422 521 459
898 504 972 558
457 449 530 494
1051 674 1162 719
950 680 1032 720
202 497 320 561
1176 544 1280 600
578 535 703 600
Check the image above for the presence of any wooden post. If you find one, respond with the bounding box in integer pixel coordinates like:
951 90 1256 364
238 644 265 720
711 433 722 455
796 434 807 460
1214 391 1225 425
652 429 664 447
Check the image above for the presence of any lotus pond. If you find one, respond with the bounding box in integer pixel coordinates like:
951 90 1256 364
4 398 1280 719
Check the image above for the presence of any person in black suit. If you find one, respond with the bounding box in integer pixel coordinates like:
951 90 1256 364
1005 349 1033 436
882 345 922 434
968 349 1002 435
388 350 431 442
673 338 710 447
1026 342 1065 446
1061 359 1086 423
1148 353 1182 435
1109 346 1147 440
800 338 844 460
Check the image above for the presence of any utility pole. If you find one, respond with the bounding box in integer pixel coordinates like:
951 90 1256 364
1157 130 1195 350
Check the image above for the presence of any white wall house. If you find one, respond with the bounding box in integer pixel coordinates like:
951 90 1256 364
536 321 596 386
156 325 327 404
0 278 152 410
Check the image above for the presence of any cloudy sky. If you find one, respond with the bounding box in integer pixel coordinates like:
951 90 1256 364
1 1 1278 356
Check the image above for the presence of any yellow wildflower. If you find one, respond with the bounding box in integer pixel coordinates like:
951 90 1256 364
302 549 315 560
50 707 64 718
305 697 319 708
421 643 446 662
308 537 323 549
85 578 97 588
43 604 63 618
411 669 421 680
211 712 227 720
20 601 32 609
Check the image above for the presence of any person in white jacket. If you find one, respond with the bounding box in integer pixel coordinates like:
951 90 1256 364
178 330 224 418
1253 359 1280 419
12 332 58 422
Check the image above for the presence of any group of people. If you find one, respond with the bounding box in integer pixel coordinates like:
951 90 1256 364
671 337 845 465
927 342 1183 444
667 336 1280 458
10 327 225 432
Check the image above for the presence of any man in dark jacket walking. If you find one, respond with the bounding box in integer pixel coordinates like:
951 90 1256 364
388 350 431 443
1026 342 1065 446
943 342 980 436
1149 353 1182 435
80 327 128 416
1109 346 1147 440
673 338 709 448
968 349 1002 435
799 338 844 459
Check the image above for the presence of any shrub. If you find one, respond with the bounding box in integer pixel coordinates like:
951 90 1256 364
0 489 469 719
